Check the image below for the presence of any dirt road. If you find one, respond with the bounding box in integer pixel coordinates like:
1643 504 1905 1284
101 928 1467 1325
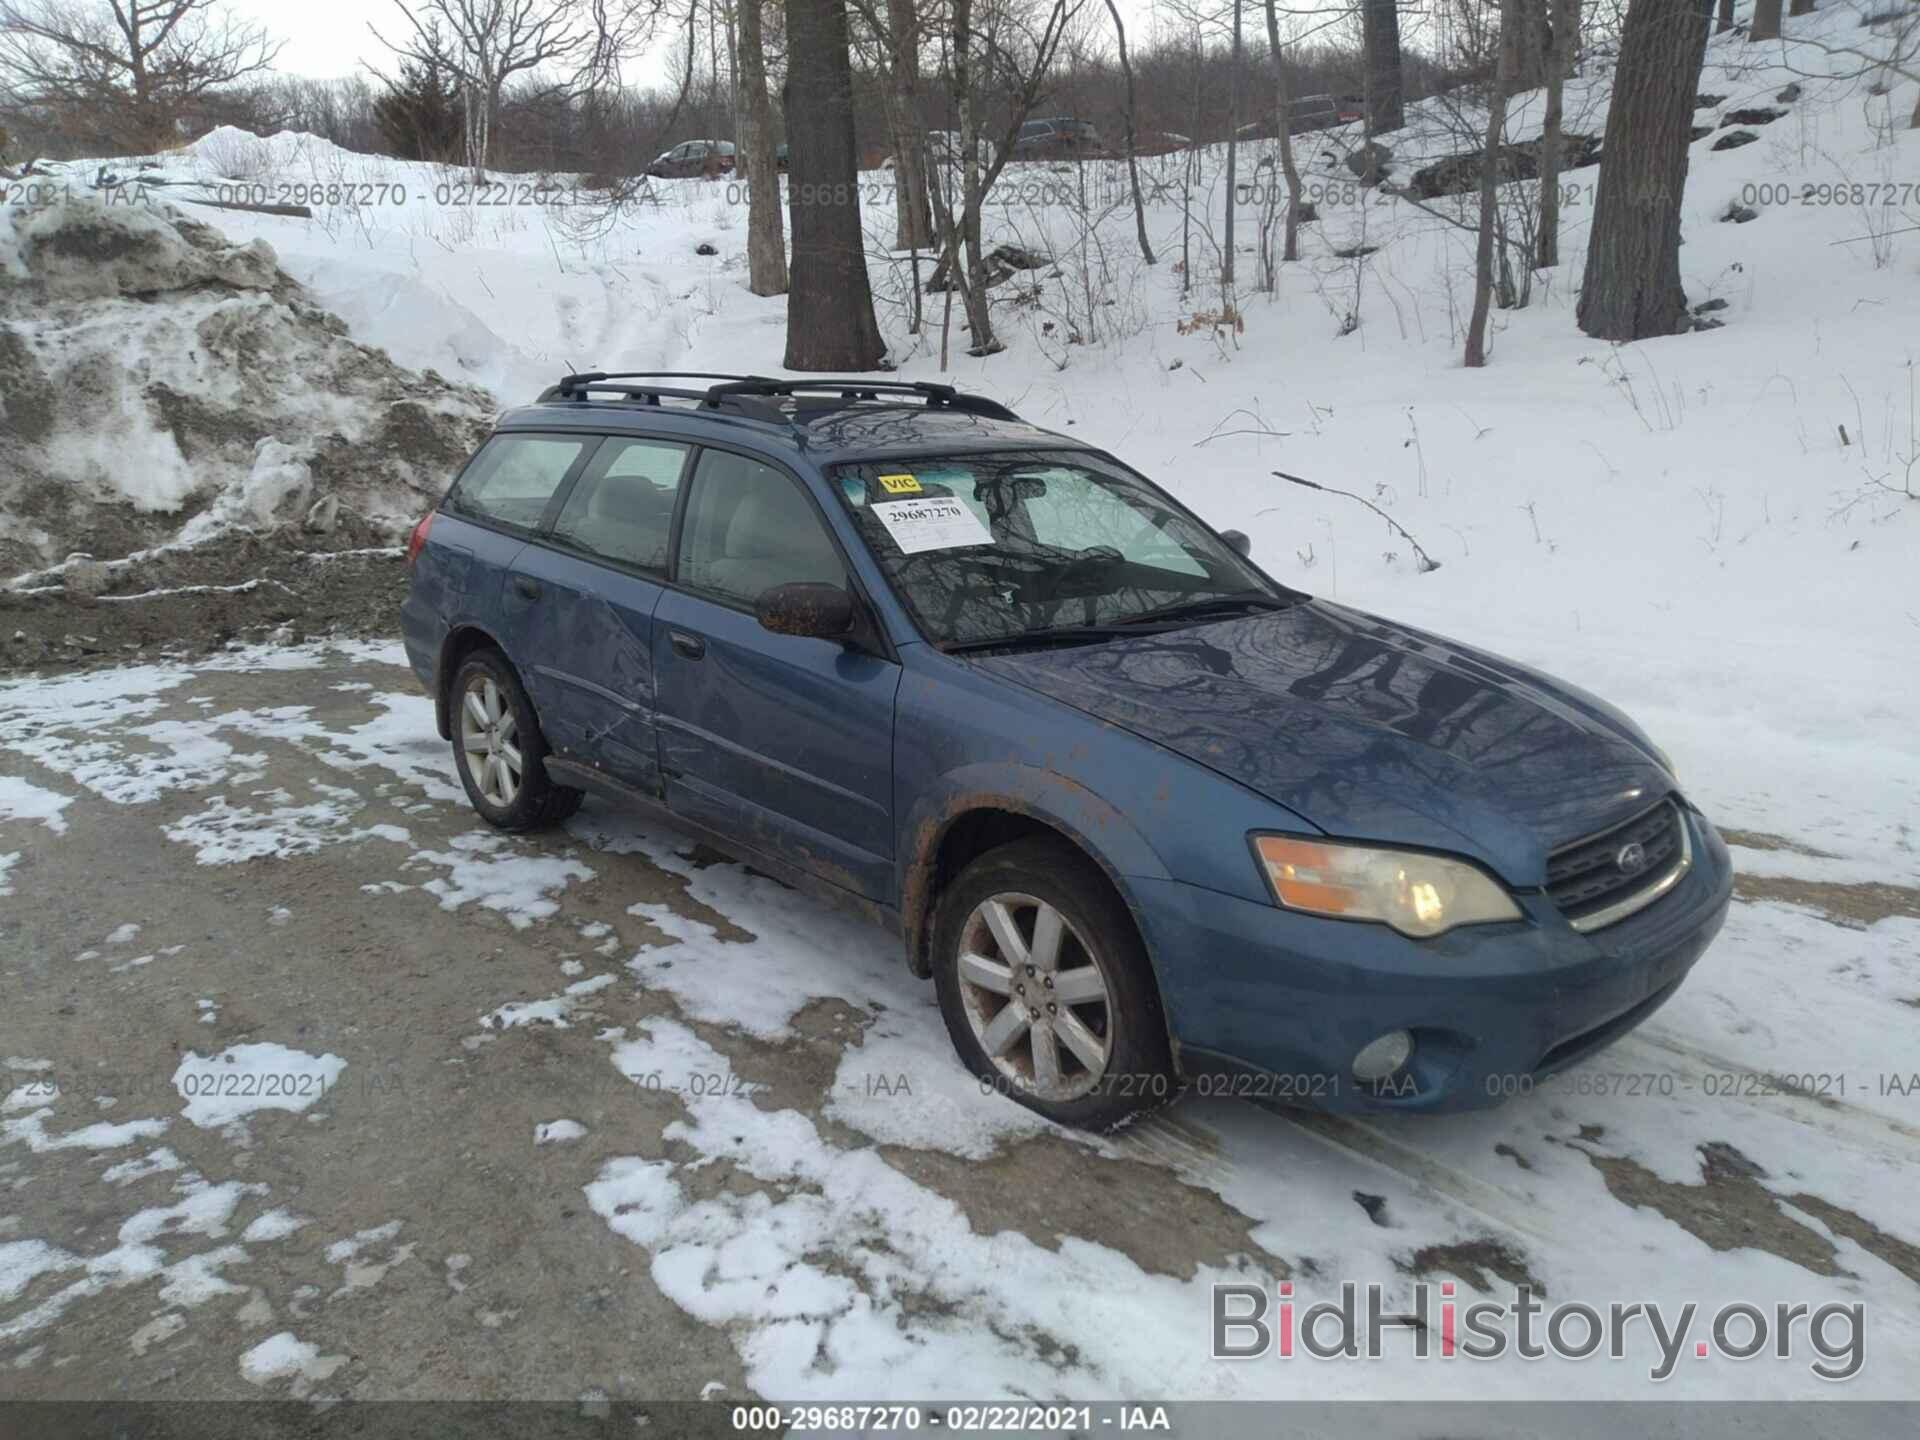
3 642 1915 1405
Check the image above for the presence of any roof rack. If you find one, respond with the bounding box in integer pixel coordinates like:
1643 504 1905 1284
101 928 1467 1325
538 371 1022 430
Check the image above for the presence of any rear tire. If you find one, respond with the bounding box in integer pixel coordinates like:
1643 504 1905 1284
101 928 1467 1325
931 838 1177 1131
449 648 582 832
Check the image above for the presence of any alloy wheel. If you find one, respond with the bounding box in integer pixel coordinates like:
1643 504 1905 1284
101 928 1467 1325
459 675 522 808
957 892 1114 1102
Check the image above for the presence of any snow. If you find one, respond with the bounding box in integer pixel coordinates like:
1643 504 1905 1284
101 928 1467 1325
409 831 595 928
171 1044 347 1129
535 1119 588 1144
0 777 73 835
238 1330 348 1393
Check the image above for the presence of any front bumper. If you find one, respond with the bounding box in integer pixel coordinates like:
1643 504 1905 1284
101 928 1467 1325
1134 807 1734 1113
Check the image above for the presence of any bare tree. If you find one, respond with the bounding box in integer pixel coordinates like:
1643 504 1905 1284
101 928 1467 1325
1466 0 1518 366
1361 0 1404 133
1715 0 1731 31
927 0 1079 357
375 0 590 180
1533 0 1578 265
1750 0 1780 40
0 0 279 149
735 0 787 294
1103 0 1154 263
1260 0 1304 265
883 0 931 250
783 0 884 368
1577 0 1713 340
1221 0 1242 287
1787 0 1813 15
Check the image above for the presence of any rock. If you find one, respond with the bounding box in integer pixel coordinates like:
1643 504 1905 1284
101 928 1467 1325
1693 297 1730 314
63 555 108 597
1696 93 1727 109
1345 141 1393 186
304 495 340 534
1723 107 1786 127
1408 134 1600 200
694 241 718 256
1775 83 1802 103
1713 130 1760 152
1690 125 1715 143
1721 202 1759 223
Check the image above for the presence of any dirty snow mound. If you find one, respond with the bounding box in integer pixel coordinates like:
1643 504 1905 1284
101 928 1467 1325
0 195 492 578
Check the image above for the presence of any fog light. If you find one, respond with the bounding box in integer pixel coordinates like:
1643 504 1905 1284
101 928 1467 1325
1352 1030 1413 1082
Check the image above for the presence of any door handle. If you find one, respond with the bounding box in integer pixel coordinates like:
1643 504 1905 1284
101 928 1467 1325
512 576 541 600
669 631 706 660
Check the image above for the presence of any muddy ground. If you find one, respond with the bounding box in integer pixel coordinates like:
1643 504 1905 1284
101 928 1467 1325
2 644 1916 1409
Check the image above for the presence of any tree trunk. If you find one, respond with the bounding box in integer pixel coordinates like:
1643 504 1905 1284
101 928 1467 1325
783 0 886 369
737 0 787 295
1361 0 1405 135
1787 0 1813 14
1104 0 1155 264
1534 0 1578 266
1262 0 1304 264
1222 0 1242 289
886 0 933 250
1577 0 1713 340
1467 0 1519 366
1715 0 1733 30
1750 0 1782 40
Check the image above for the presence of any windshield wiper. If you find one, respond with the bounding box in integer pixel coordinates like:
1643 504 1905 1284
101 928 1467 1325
1113 590 1293 627
940 623 1140 655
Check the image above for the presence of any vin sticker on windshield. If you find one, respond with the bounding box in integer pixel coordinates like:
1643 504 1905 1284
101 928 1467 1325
872 496 993 554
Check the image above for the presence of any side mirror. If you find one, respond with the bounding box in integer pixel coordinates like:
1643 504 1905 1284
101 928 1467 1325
1221 529 1252 558
755 582 854 640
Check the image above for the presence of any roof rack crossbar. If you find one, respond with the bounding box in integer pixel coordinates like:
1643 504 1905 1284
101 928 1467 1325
701 377 1020 422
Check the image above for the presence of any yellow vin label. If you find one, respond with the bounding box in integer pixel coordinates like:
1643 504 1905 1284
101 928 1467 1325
877 473 922 495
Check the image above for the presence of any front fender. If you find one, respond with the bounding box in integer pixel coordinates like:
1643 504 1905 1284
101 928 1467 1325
897 762 1173 978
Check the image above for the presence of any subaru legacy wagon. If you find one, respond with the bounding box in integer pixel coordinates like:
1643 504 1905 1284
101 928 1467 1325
401 374 1732 1130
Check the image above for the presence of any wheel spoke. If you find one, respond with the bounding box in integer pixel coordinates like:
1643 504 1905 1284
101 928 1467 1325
461 730 489 754
497 713 517 745
464 690 489 729
1052 964 1107 1008
959 950 1014 996
978 999 1031 1057
496 758 518 804
1028 903 1064 972
499 740 523 773
482 680 502 724
1054 1009 1108 1073
1030 1022 1062 1092
982 900 1027 965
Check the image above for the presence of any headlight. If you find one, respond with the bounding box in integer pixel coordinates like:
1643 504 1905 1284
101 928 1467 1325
1252 835 1521 938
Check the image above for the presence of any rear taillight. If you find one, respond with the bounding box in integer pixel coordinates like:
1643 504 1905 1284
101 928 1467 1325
406 511 434 569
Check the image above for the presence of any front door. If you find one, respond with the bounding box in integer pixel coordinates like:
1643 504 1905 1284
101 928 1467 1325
653 447 900 900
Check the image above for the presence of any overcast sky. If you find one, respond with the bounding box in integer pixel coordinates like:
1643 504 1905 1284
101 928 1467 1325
227 0 1246 91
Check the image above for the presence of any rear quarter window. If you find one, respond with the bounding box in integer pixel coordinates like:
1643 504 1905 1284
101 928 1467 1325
446 434 593 532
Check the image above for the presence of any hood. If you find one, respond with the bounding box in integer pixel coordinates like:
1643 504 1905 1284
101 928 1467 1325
970 600 1671 886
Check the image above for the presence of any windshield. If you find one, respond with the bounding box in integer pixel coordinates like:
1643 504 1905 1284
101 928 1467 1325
829 449 1282 649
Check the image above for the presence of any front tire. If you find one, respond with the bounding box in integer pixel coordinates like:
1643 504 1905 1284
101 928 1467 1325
450 649 582 832
931 838 1176 1131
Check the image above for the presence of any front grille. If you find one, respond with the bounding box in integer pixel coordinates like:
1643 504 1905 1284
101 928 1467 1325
1546 798 1686 930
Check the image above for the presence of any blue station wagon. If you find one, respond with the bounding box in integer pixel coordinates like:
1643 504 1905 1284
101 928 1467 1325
401 374 1733 1129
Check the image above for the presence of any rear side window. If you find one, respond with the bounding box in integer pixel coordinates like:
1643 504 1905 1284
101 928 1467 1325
448 434 591 531
677 449 844 606
549 438 689 573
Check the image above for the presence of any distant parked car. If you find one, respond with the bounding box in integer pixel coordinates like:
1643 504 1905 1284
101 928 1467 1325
1237 94 1367 141
646 140 736 179
1012 116 1103 159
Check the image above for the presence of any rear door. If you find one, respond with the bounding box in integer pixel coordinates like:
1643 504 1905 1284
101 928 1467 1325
433 430 599 681
653 446 900 900
504 435 691 796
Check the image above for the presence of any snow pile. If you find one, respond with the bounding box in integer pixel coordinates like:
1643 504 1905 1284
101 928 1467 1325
0 194 494 577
